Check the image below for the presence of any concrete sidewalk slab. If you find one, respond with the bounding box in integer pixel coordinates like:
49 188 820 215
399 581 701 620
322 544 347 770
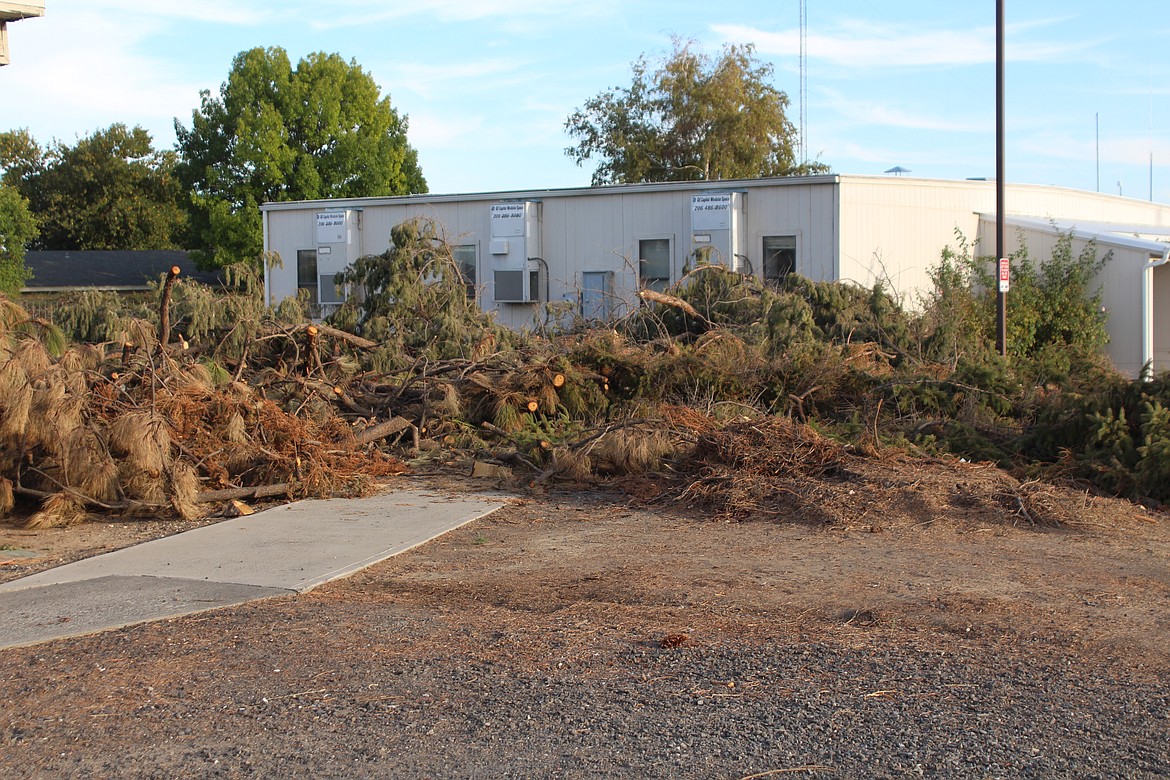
0 488 503 649
0 576 289 649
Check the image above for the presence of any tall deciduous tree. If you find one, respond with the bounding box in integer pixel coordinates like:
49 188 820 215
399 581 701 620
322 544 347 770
566 40 828 185
175 47 427 268
0 185 37 294
0 125 184 251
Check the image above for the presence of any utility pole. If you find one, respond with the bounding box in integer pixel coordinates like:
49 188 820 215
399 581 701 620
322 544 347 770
799 0 808 166
996 0 1008 357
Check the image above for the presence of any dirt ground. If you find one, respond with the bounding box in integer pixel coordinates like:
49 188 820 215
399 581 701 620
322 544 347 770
1 456 1169 777
3 460 1170 670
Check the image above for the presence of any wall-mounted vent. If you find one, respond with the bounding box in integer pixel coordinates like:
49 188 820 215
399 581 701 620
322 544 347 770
494 270 525 302
494 269 543 303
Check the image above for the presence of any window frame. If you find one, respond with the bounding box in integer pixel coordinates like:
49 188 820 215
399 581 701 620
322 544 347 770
452 243 478 300
761 234 798 283
638 236 673 293
297 249 319 304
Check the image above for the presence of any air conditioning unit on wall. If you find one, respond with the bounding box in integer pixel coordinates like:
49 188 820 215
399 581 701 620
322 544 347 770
494 268 543 303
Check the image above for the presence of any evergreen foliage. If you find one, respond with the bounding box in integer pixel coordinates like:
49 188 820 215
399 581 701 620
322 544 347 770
331 218 510 370
15 217 1170 509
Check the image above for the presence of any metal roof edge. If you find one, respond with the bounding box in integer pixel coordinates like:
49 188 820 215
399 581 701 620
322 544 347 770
260 174 844 212
982 213 1170 254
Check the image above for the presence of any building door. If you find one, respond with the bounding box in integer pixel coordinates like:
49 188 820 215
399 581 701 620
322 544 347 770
581 271 614 320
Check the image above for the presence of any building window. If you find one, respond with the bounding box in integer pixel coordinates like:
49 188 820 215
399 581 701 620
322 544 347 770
639 238 671 293
453 244 477 299
762 235 796 283
318 272 345 305
297 249 318 304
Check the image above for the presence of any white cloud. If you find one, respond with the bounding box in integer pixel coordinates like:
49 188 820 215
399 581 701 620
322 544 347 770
713 18 1095 69
379 58 529 101
1 8 201 146
1019 132 1170 167
408 110 486 150
823 138 974 170
817 88 987 133
93 0 268 25
301 0 612 31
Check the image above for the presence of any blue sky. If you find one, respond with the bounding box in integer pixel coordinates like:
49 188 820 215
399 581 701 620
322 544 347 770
2 0 1168 200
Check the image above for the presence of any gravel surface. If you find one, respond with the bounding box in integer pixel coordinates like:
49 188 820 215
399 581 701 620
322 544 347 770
2 482 1168 779
3 603 1167 779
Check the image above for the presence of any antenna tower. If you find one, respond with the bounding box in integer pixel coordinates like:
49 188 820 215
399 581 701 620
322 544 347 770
799 0 808 165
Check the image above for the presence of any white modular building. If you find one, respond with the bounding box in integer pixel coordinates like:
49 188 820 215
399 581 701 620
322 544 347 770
261 175 1170 376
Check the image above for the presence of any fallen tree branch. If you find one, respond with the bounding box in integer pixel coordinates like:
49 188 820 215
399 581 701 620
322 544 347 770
355 416 419 450
194 483 294 504
287 322 377 350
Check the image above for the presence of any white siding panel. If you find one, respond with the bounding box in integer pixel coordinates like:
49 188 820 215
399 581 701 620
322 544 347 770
838 178 993 304
1154 264 1170 374
261 177 1170 345
743 181 837 281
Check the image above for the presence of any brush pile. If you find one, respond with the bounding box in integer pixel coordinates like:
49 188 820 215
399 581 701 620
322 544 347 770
670 416 854 521
0 299 406 528
6 219 1169 531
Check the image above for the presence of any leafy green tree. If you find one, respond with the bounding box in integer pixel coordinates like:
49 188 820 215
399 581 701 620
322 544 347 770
565 40 829 185
921 230 1112 372
0 184 37 294
175 47 427 268
0 125 185 251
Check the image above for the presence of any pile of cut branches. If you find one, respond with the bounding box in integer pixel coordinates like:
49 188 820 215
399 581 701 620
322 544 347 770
627 415 858 523
0 299 406 528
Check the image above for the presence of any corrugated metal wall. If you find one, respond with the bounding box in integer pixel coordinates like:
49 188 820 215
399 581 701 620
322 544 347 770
262 177 1170 374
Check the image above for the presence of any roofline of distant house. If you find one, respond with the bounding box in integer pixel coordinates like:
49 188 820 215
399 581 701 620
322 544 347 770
21 284 152 293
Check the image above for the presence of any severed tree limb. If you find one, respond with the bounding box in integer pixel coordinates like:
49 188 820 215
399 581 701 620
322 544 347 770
287 322 377 349
158 265 180 346
194 483 294 504
355 416 419 450
15 480 294 509
13 484 133 512
304 379 377 418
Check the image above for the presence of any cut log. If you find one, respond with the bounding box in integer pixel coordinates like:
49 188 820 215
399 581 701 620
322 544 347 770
194 483 293 504
158 266 180 346
552 373 566 388
526 400 540 413
637 288 702 319
290 323 377 350
354 416 419 450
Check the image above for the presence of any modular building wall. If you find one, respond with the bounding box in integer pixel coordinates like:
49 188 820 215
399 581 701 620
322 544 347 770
263 175 1170 375
263 177 840 328
836 177 1170 309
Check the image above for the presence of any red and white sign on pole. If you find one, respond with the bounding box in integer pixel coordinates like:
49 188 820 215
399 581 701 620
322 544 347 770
998 257 1010 293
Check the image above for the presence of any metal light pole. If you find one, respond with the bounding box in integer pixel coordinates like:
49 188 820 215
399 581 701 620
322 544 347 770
996 0 1008 357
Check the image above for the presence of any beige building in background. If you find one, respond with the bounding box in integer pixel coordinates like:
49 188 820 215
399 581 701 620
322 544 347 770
0 1 44 65
262 175 1170 377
